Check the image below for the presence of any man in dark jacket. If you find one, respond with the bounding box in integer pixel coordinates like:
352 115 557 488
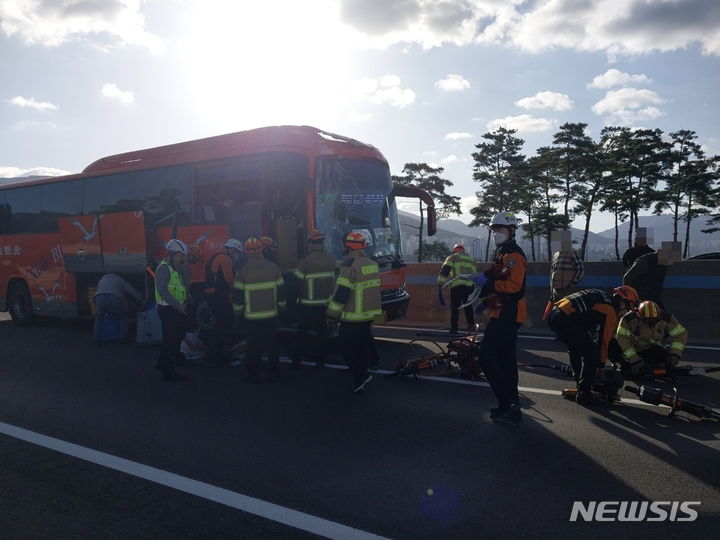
623 241 681 309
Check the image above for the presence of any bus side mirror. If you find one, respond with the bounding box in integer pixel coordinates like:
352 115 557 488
426 205 437 236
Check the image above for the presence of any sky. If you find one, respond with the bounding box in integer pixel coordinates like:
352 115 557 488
1 0 719 234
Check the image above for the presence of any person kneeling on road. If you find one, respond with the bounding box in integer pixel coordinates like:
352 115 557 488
93 273 143 345
614 300 688 376
547 286 637 407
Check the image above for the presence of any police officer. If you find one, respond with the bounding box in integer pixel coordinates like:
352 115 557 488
292 229 336 369
547 287 637 406
233 236 286 383
155 239 192 381
615 300 688 375
437 243 477 334
327 232 381 393
204 238 243 365
474 212 527 421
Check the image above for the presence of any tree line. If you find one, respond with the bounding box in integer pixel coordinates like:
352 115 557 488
393 123 720 262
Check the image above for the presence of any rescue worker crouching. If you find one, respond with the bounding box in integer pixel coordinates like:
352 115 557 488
437 243 477 334
547 286 638 406
233 236 286 383
155 239 192 382
292 229 336 369
615 300 688 376
204 238 243 365
327 232 381 393
474 212 527 422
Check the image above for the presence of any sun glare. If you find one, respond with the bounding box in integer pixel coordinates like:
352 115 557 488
180 0 354 131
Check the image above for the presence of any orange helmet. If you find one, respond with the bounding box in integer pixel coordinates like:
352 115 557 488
307 229 325 242
452 244 465 253
612 285 639 309
243 236 264 254
260 236 276 251
343 232 367 250
637 300 661 325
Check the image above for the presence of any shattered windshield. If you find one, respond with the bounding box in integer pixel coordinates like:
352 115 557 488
316 158 402 262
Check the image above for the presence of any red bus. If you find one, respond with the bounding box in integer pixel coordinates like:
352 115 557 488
0 125 435 325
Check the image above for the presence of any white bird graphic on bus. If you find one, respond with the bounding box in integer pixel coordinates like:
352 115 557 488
38 282 61 303
71 217 98 242
194 228 213 246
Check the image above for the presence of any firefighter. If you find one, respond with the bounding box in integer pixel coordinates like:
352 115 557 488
203 238 243 365
473 212 527 421
155 239 192 382
327 232 381 393
260 235 278 264
547 286 637 406
292 229 336 369
615 300 688 375
437 243 477 334
233 236 286 383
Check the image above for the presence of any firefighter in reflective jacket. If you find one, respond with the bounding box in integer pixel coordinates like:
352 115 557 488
615 300 688 375
473 212 527 421
547 287 634 406
437 243 477 334
203 238 242 365
233 236 286 383
327 232 381 393
292 229 336 368
155 239 192 382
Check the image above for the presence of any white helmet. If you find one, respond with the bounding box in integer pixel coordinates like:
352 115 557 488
166 238 188 255
223 238 242 251
490 212 518 229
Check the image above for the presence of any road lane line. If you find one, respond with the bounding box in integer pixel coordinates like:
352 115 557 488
0 421 389 540
375 325 720 351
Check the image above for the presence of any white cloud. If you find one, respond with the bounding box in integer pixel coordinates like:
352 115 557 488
0 166 70 178
444 132 473 140
587 68 652 89
487 114 556 133
338 0 720 57
7 96 58 111
441 154 458 164
102 83 134 104
515 91 573 111
350 75 416 108
0 0 165 54
591 87 666 125
348 111 372 122
435 74 471 92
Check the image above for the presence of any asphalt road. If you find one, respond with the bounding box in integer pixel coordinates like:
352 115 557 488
1 316 718 540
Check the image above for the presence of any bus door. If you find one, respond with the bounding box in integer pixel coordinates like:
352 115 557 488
98 212 147 273
58 214 105 273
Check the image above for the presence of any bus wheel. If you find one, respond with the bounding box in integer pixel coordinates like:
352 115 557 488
8 282 34 326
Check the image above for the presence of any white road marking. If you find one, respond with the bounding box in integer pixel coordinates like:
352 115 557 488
0 421 389 540
376 325 720 351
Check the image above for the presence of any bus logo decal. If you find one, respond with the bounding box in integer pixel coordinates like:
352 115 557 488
71 217 98 242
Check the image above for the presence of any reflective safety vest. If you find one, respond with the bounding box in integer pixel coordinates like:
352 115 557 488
233 255 286 320
437 252 476 288
615 310 688 364
293 247 336 306
327 251 381 322
154 261 187 306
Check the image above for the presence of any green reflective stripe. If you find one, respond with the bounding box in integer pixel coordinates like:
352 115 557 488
361 264 379 275
669 324 686 337
623 347 638 358
450 279 473 288
336 276 352 288
670 341 685 351
648 338 663 346
354 279 380 290
341 309 381 321
154 262 186 306
293 269 304 279
274 278 284 286
244 281 277 291
233 305 243 313
300 298 329 306
245 309 278 320
328 300 343 312
233 281 244 290
616 327 633 337
306 271 335 279
437 276 448 285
